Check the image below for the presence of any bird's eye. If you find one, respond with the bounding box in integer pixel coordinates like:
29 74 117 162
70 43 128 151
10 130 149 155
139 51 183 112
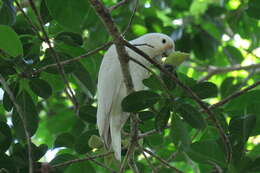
162 38 166 44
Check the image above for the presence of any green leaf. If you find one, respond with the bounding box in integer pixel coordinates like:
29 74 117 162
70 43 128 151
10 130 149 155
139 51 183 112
246 0 260 19
29 78 52 99
3 81 19 111
45 0 91 32
54 133 75 148
75 130 98 154
0 0 16 26
171 114 191 151
0 153 16 172
176 104 206 129
193 33 217 60
192 82 218 99
73 63 95 96
55 32 83 46
155 104 171 132
78 105 97 124
220 77 240 98
0 25 23 57
122 90 160 112
229 115 256 143
246 157 260 172
0 122 12 152
12 90 39 139
225 46 244 64
143 74 164 91
187 140 226 167
50 154 76 172
40 0 52 24
46 109 76 135
225 90 260 135
139 111 155 122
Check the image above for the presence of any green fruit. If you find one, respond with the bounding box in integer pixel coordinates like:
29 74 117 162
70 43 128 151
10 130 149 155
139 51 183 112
165 51 189 66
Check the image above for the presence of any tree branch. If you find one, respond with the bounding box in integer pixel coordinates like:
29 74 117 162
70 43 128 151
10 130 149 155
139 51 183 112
198 63 260 82
209 80 260 109
0 74 33 173
142 151 157 173
86 153 116 173
109 0 130 12
142 148 184 173
51 152 112 168
88 1 139 173
122 0 138 36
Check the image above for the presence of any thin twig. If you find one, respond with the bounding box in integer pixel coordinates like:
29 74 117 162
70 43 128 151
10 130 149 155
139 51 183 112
142 151 157 173
123 40 232 164
198 63 260 82
28 0 79 110
86 153 116 173
31 42 112 75
138 125 171 139
52 152 112 168
109 0 130 11
128 157 140 173
154 151 179 172
122 0 138 36
209 80 260 109
142 148 184 173
14 0 44 41
0 74 33 173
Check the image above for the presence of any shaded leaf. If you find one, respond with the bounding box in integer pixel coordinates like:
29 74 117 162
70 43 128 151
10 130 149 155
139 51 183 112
75 130 98 154
187 140 226 167
78 105 97 124
29 78 52 99
220 77 240 98
40 0 52 24
246 0 260 19
171 114 191 151
192 82 218 99
122 90 160 112
155 104 171 132
0 0 16 26
229 115 256 143
12 90 39 139
176 104 206 129
225 46 244 64
0 153 16 172
139 111 155 122
3 81 19 111
54 133 75 148
0 122 12 152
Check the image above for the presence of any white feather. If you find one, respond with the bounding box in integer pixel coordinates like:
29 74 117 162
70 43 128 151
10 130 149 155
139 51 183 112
97 33 174 160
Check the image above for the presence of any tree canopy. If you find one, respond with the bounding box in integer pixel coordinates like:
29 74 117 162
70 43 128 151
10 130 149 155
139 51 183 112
0 0 260 172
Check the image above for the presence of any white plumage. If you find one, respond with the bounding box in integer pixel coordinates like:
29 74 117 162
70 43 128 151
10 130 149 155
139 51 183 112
97 33 174 160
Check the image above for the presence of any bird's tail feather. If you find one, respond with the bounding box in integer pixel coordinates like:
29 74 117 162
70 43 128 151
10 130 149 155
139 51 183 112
110 114 122 161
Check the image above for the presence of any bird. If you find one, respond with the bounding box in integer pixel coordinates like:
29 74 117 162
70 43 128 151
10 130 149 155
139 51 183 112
97 33 175 161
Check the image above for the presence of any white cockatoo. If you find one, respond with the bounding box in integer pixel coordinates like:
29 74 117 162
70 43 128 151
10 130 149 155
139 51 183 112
97 33 174 160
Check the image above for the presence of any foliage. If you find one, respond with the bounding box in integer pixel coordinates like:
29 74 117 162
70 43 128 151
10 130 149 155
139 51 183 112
0 0 260 172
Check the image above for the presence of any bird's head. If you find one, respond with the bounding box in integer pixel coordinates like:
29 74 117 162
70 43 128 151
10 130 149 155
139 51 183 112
132 33 175 60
